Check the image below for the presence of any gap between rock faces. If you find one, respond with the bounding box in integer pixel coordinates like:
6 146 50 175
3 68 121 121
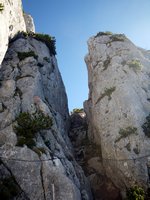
69 110 122 200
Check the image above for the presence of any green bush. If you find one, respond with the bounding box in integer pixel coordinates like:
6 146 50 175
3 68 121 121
110 34 125 42
0 3 4 12
17 51 38 61
128 60 142 72
142 114 150 138
126 185 145 200
102 87 116 100
95 31 113 37
95 86 116 104
115 127 138 143
72 108 84 113
14 111 53 148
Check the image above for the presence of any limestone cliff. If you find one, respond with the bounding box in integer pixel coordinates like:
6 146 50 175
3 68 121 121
84 32 150 196
0 0 35 65
0 1 92 199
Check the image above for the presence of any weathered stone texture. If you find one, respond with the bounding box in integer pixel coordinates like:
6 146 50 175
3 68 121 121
0 0 35 66
0 36 92 200
84 33 150 194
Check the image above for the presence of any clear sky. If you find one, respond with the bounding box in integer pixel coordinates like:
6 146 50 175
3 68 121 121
22 0 150 111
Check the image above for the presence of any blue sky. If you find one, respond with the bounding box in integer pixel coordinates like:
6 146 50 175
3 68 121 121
22 0 150 111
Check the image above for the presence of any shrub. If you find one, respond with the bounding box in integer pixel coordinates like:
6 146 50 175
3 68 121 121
0 3 4 12
126 185 145 200
72 108 84 113
14 111 53 148
110 34 125 42
95 86 116 104
17 51 38 61
115 127 138 143
142 114 150 138
95 31 113 37
128 60 142 72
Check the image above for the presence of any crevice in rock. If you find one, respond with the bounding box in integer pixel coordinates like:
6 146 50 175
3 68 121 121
39 159 46 200
0 159 30 200
69 110 122 200
14 86 23 99
15 74 34 81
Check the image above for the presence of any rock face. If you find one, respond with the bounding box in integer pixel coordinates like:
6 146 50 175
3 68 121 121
0 0 34 66
23 13 35 33
0 34 92 199
84 32 150 196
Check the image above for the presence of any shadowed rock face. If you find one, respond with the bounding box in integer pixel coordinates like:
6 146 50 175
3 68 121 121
0 36 92 200
84 32 150 195
69 111 121 200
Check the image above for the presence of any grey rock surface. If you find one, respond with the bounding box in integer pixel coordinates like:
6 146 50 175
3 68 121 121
0 36 92 200
84 32 150 194
24 13 35 33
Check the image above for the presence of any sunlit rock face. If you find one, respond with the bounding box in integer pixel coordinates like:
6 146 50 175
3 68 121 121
85 32 150 195
24 13 35 33
0 0 35 66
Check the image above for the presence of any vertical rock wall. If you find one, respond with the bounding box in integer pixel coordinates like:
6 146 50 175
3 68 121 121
84 32 150 194
0 35 92 200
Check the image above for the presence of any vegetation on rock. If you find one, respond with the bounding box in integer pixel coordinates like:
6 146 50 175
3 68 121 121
95 31 113 37
72 108 84 113
95 32 126 42
22 32 56 56
0 3 4 12
128 60 142 72
110 34 125 42
14 111 53 148
17 51 38 61
126 185 145 200
33 33 56 56
96 86 116 104
115 127 138 143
